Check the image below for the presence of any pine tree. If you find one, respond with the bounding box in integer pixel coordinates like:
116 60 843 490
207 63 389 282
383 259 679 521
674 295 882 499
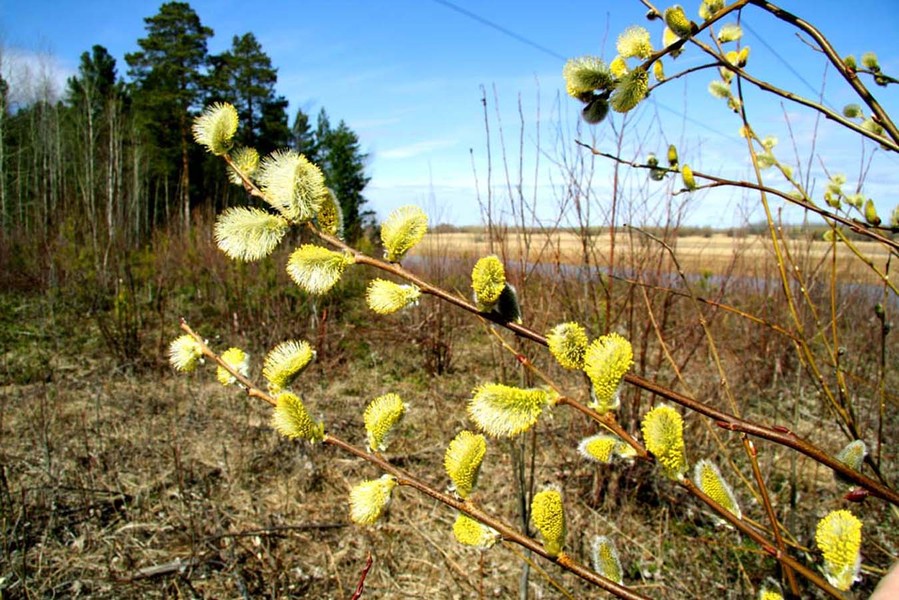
208 32 289 155
317 114 372 242
126 1 212 231
290 107 317 162
67 45 120 107
315 108 331 156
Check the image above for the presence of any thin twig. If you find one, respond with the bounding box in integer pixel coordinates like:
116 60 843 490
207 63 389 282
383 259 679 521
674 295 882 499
177 321 647 599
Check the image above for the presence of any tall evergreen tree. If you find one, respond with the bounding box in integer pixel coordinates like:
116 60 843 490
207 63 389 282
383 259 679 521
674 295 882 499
125 1 212 230
290 107 317 162
316 113 371 241
67 45 120 107
315 108 331 157
208 33 289 155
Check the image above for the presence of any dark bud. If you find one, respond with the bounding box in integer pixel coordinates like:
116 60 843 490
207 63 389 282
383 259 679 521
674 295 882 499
582 97 610 124
649 168 667 182
493 283 522 324
844 488 869 503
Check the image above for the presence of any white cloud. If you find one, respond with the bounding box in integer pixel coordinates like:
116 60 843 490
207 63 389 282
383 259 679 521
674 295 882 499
1 47 75 107
379 138 458 160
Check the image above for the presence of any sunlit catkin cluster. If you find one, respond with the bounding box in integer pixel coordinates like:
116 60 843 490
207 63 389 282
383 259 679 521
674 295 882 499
183 49 884 592
169 328 324 443
562 0 758 123
192 103 431 302
546 323 634 414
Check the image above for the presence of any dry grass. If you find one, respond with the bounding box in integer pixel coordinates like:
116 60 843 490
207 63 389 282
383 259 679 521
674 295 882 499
1 226 897 599
418 231 892 285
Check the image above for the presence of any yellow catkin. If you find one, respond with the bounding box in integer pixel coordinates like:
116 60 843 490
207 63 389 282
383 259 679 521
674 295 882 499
349 475 397 525
531 489 566 556
366 279 420 315
578 434 620 464
216 347 249 386
444 430 487 498
452 513 499 549
815 510 862 591
363 393 406 452
471 255 505 310
271 392 324 443
192 102 238 155
468 383 555 438
381 205 428 262
286 245 354 295
168 334 203 372
583 333 634 412
263 340 315 393
590 536 623 584
694 459 741 519
641 405 687 479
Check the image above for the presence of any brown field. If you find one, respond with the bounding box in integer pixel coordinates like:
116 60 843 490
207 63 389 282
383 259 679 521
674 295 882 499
2 225 897 599
418 231 893 284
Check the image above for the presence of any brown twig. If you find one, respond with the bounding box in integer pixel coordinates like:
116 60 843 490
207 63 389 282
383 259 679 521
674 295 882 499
747 0 899 147
177 321 647 599
349 552 373 600
324 435 647 599
277 231 899 504
681 479 844 599
573 140 899 251
627 223 800 594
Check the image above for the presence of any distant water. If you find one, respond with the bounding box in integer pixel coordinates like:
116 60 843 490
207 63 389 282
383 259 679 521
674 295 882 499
404 253 899 311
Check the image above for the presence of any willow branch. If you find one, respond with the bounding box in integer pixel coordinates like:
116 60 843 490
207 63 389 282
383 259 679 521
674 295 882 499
676 12 899 152
681 479 844 599
573 140 899 251
326 435 647 599
748 0 899 146
305 228 899 504
483 323 650 460
177 320 645 599
628 224 799 593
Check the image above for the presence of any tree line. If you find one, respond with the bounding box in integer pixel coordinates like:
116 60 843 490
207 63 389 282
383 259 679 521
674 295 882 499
0 0 371 264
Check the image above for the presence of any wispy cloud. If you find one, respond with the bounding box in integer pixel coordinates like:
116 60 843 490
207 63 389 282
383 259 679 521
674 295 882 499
2 47 75 106
379 138 459 160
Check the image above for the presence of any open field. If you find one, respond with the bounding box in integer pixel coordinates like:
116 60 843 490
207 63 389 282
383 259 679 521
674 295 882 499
417 231 894 285
1 223 897 598
5 294 894 599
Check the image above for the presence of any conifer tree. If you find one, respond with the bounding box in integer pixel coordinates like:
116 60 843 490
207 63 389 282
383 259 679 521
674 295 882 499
67 45 121 107
126 1 212 230
289 108 372 241
208 33 289 155
290 108 318 163
318 120 372 241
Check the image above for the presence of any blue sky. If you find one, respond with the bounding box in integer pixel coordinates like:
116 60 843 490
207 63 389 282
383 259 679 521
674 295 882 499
2 1 898 227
